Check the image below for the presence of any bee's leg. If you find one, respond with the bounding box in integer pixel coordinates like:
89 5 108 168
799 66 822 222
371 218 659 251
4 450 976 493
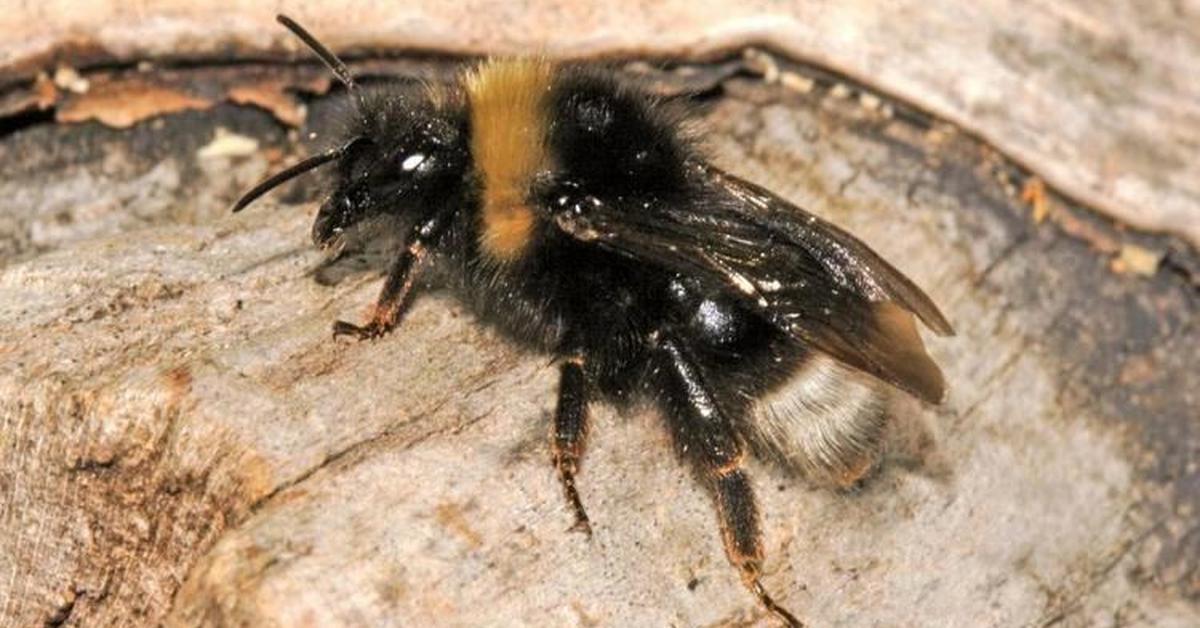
332 240 425 340
654 337 804 628
332 211 448 341
552 357 593 536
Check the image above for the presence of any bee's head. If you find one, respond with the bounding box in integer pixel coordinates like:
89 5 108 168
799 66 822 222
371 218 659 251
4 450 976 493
231 15 468 249
310 98 467 248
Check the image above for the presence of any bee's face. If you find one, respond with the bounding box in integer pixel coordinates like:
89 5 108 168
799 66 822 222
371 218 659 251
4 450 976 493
312 111 468 248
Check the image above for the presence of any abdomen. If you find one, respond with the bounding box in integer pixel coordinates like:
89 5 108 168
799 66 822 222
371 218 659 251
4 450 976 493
671 290 890 487
745 353 888 487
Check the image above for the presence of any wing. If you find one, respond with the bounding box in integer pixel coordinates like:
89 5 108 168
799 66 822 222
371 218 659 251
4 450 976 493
552 162 955 403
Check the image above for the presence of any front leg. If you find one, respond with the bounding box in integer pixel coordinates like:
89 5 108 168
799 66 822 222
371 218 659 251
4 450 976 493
332 212 447 341
332 240 426 340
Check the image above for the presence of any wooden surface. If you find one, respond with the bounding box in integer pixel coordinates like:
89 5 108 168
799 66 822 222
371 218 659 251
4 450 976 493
1 1 1198 251
1 51 1198 626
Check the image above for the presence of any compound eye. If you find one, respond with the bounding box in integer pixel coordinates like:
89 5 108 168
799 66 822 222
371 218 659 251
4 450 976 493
399 149 441 179
399 152 427 173
339 136 378 180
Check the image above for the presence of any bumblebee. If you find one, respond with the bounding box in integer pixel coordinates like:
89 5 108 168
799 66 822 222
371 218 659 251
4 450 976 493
234 15 954 626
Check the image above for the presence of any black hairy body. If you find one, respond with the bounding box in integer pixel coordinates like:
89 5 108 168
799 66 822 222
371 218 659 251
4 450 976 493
233 16 954 627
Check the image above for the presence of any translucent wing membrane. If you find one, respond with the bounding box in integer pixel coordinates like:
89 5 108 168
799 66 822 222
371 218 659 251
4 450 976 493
553 162 953 403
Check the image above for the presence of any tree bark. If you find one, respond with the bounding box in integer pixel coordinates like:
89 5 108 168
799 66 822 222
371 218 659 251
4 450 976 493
3 1 1198 248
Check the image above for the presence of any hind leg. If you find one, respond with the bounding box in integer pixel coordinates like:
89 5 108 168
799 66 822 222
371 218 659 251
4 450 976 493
653 337 803 627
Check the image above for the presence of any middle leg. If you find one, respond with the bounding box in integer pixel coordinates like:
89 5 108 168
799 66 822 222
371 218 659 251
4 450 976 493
552 357 593 536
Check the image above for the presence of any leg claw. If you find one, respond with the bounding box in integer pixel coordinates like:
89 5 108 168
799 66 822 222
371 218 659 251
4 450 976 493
568 516 593 539
331 319 389 341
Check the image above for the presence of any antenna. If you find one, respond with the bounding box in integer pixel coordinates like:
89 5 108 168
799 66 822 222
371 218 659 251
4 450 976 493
230 148 342 213
276 14 358 93
230 17 375 213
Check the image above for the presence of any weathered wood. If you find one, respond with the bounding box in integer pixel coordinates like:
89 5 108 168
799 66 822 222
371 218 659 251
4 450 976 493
2 1 1198 250
1 57 1197 626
